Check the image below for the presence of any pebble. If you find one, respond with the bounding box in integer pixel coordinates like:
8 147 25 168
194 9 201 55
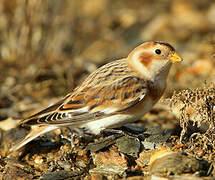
86 134 122 152
116 136 140 156
149 148 204 176
90 150 127 176
41 170 83 180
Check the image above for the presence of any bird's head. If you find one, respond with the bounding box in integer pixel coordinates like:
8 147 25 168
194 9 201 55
128 41 182 80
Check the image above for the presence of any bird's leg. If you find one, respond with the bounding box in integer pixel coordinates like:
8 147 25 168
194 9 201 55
60 127 76 148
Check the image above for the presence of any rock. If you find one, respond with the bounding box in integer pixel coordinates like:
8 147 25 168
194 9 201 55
140 126 171 150
86 134 121 152
143 126 171 143
90 150 127 176
85 173 104 180
136 150 152 168
125 176 145 180
149 148 205 176
151 176 168 180
142 141 156 150
1 158 33 180
144 126 165 135
151 175 208 180
1 127 28 152
41 170 83 180
116 136 140 156
75 149 89 169
120 124 146 134
0 117 18 131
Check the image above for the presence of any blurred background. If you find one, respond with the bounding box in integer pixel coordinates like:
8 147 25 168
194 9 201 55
0 0 214 121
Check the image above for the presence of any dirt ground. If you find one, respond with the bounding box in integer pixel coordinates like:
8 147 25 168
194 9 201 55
0 0 215 179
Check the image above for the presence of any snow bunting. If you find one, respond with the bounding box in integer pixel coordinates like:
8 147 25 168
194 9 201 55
10 41 182 151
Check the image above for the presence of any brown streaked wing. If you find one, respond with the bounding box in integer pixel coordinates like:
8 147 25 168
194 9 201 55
21 75 147 127
58 75 147 117
84 75 147 112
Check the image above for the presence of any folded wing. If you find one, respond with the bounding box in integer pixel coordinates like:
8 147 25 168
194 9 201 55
20 75 147 127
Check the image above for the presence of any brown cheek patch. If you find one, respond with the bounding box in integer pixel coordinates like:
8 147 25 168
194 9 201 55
139 53 154 68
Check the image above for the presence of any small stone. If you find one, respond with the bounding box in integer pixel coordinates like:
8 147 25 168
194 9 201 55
149 148 205 176
144 126 164 135
41 170 83 180
150 175 170 180
34 156 43 164
151 175 205 180
143 126 171 143
116 136 140 156
1 127 28 152
142 141 156 150
75 149 89 168
90 150 127 176
125 176 145 180
1 158 33 180
121 124 146 134
86 134 121 152
87 173 104 180
0 117 18 131
136 150 152 167
57 161 72 171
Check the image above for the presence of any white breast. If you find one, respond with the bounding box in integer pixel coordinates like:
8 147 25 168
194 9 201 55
80 114 133 134
81 99 154 135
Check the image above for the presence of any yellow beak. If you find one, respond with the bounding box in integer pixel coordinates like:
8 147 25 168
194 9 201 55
170 52 183 63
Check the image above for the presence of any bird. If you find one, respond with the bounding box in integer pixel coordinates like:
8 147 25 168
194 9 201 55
10 41 182 152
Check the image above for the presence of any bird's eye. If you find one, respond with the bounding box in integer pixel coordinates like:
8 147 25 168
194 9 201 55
155 49 161 54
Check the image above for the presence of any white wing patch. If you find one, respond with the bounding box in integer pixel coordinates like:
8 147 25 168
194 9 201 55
69 106 89 113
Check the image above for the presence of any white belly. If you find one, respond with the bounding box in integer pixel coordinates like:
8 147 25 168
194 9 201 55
81 114 134 134
81 99 154 134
